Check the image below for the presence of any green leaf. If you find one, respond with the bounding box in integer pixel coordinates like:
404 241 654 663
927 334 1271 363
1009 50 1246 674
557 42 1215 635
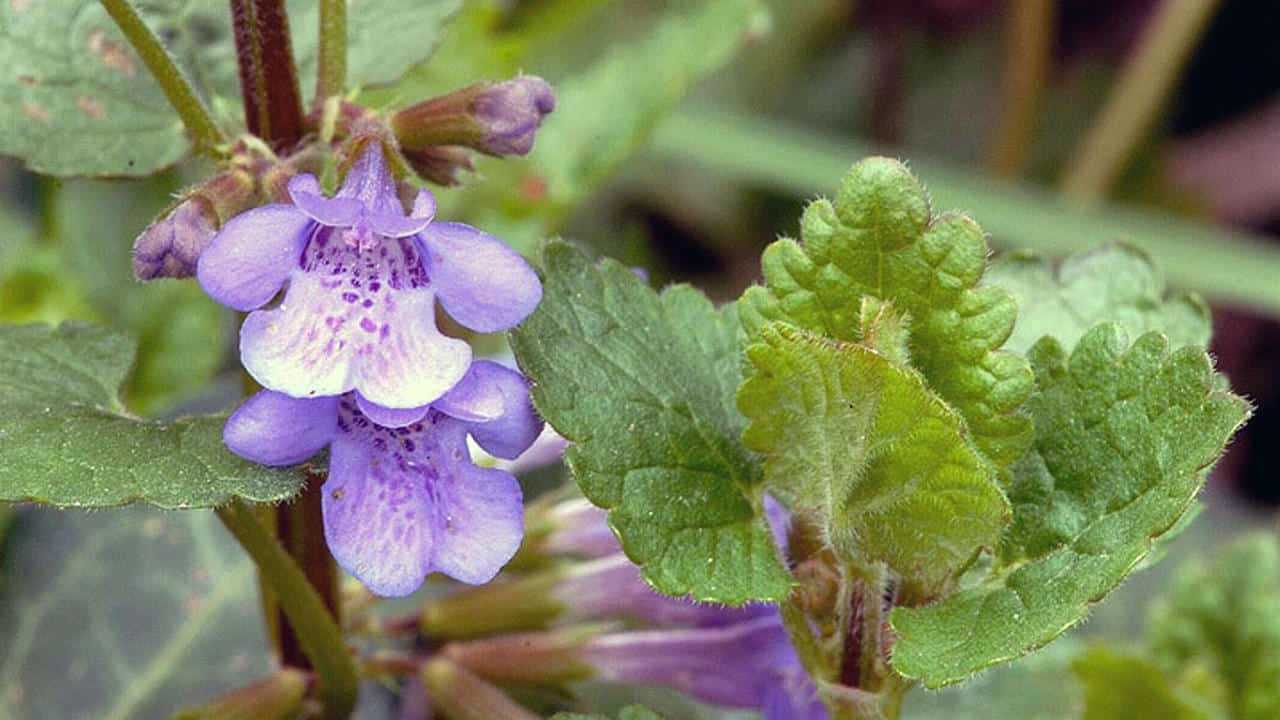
1072 646 1218 720
986 244 1211 355
552 706 664 720
890 324 1249 687
510 241 791 605
1147 535 1280 720
0 323 304 508
901 636 1082 720
55 177 231 415
440 0 770 253
0 506 271 720
0 0 459 176
738 323 1008 595
292 0 462 98
0 0 215 176
739 157 1034 468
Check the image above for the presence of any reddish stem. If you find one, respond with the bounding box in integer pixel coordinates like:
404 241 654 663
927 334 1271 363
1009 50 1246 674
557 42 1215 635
276 473 340 670
229 0 306 149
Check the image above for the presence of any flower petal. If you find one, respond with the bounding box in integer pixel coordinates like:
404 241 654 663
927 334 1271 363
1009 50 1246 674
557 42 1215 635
223 391 338 465
433 361 506 422
240 273 471 407
420 222 542 333
322 433 435 597
462 361 543 460
355 393 429 429
337 144 400 215
196 204 312 311
411 189 437 221
429 463 524 584
352 288 472 409
367 211 432 238
289 174 364 227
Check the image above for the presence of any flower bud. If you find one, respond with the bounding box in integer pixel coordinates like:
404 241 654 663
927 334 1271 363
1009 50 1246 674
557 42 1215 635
401 145 475 187
169 669 309 720
446 617 809 713
131 168 255 281
422 553 762 639
421 657 540 720
392 76 556 157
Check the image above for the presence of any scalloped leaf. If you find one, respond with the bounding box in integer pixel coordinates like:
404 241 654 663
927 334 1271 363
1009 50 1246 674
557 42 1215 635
510 241 791 605
0 323 304 508
891 324 1248 687
738 323 1009 596
739 157 1033 468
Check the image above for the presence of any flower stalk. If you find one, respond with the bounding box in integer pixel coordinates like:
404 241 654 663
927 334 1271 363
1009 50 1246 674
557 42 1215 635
316 0 347 101
230 0 306 149
97 0 224 154
216 499 358 720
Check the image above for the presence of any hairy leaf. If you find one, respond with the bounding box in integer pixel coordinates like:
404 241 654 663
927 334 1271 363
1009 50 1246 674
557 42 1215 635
0 323 304 508
1072 646 1217 720
510 241 791 604
1147 535 1280 720
987 244 1211 355
891 324 1248 687
739 323 1008 595
0 0 458 176
739 157 1033 468
0 507 270 720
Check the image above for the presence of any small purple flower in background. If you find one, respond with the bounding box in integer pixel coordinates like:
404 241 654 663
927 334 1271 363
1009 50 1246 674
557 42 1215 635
197 143 541 410
392 76 557 158
223 360 544 596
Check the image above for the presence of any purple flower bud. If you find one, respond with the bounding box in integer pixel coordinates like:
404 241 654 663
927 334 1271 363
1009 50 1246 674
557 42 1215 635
446 615 827 720
132 197 217 281
421 552 771 639
392 76 556 158
132 169 255 281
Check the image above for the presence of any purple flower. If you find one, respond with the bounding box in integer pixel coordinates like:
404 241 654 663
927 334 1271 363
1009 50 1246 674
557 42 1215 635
197 144 541 410
223 360 544 596
584 615 827 720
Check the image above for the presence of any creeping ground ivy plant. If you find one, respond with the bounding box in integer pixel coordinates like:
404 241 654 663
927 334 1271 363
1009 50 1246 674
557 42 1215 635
0 1 1255 719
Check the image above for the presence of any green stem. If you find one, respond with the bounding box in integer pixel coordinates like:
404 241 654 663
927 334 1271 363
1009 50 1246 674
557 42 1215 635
217 500 358 720
275 479 340 670
97 0 224 153
1059 0 1222 203
988 0 1054 178
316 0 347 101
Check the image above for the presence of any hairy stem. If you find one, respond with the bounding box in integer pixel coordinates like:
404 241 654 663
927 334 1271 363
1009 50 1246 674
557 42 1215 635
98 0 224 152
217 499 358 720
230 0 306 149
316 0 347 101
1060 0 1222 203
988 0 1055 178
